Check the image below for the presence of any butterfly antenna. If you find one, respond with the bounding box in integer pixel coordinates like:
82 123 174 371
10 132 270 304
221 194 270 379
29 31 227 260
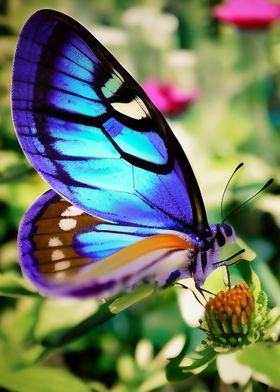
213 248 246 267
222 178 274 224
220 163 244 222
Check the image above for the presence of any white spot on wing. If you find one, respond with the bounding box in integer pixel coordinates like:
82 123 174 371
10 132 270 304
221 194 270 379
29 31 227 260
59 218 77 231
51 249 65 261
53 271 66 280
111 97 148 119
54 260 71 271
48 237 63 247
61 205 83 217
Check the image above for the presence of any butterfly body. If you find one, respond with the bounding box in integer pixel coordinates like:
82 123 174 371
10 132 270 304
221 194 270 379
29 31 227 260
12 10 236 298
189 223 235 286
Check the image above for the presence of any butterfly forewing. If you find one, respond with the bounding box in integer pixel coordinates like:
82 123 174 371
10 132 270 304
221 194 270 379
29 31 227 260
12 9 208 232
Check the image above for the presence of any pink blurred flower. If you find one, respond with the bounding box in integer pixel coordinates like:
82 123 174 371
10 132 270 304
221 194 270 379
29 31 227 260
143 79 199 116
213 0 280 30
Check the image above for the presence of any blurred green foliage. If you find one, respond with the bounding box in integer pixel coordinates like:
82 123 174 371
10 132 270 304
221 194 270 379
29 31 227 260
1 0 280 391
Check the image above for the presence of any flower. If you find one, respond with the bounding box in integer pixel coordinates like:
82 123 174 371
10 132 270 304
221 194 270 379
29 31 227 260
173 268 280 387
143 79 199 117
200 282 270 350
213 0 280 30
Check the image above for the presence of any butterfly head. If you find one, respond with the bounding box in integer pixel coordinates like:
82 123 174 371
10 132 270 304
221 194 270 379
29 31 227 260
210 223 235 248
191 223 236 286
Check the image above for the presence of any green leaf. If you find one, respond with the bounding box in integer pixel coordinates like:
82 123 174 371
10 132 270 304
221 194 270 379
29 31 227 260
35 298 99 341
41 287 155 348
0 340 90 391
88 381 109 392
166 329 216 382
266 306 280 330
235 262 261 298
236 237 256 262
250 267 261 299
0 163 33 183
165 339 190 382
178 345 217 373
237 342 280 389
0 365 91 392
41 298 116 348
253 258 280 307
1 297 43 343
203 266 226 293
166 343 217 381
0 273 39 297
109 284 155 314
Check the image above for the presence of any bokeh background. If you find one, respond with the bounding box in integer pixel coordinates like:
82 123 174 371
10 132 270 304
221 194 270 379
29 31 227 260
0 0 280 391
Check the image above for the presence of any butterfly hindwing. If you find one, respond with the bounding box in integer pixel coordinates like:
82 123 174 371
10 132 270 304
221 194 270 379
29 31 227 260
12 9 208 231
19 190 194 297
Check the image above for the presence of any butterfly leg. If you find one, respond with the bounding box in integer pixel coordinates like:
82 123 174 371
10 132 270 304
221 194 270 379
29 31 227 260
176 282 206 308
197 286 215 297
225 264 231 289
224 253 247 289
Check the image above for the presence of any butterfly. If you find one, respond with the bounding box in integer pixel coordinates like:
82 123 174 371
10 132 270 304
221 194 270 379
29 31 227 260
11 9 236 298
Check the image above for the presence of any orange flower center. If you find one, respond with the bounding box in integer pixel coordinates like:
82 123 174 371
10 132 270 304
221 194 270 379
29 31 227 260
205 283 254 333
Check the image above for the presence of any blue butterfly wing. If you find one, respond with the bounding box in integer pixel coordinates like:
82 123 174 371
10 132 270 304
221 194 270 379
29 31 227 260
19 189 193 297
12 9 208 232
